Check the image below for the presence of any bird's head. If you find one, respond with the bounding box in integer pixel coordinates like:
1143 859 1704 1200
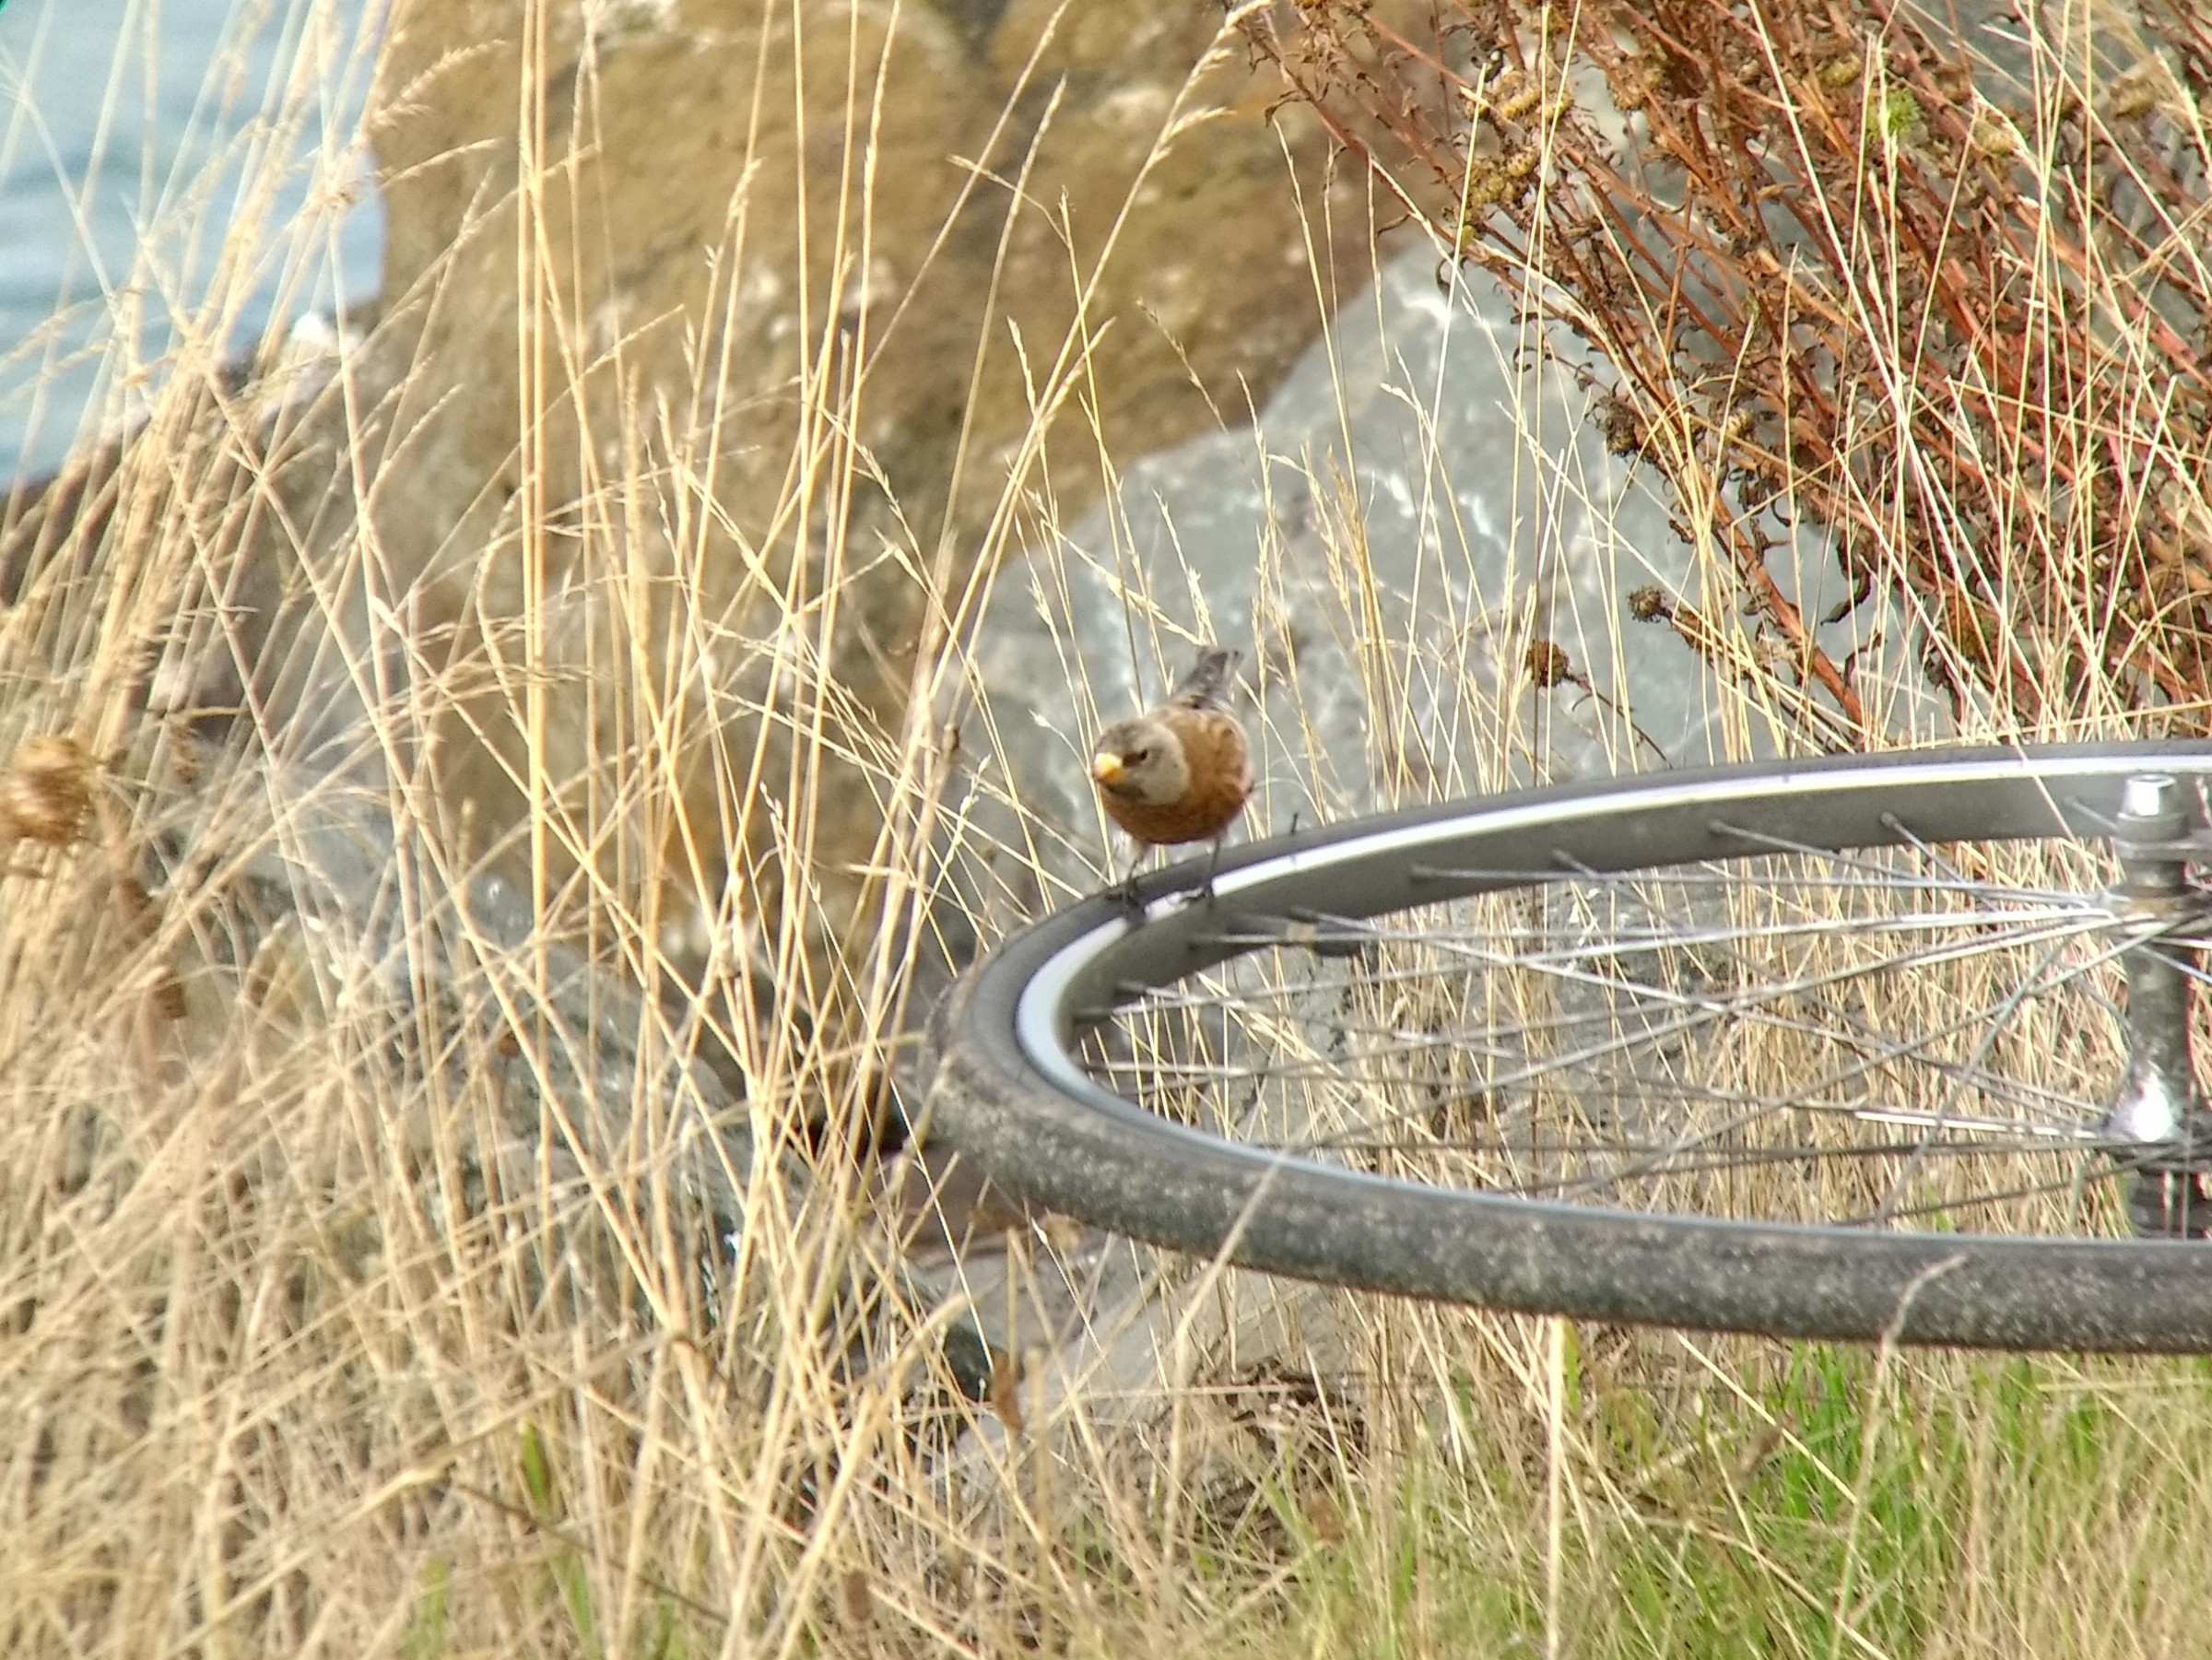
1089 716 1190 806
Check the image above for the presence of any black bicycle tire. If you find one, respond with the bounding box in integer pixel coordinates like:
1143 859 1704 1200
927 741 2212 1352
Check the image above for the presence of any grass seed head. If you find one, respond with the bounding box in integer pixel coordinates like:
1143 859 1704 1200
2 734 94 848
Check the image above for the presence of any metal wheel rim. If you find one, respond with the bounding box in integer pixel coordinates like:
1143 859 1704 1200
930 743 2212 1350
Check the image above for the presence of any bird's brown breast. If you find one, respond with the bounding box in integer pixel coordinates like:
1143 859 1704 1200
1100 704 1251 847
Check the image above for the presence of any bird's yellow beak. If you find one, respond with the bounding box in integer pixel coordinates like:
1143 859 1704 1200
1090 750 1124 784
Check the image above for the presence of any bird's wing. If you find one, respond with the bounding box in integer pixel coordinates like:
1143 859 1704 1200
1168 647 1238 709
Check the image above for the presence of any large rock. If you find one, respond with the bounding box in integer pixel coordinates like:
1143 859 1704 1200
349 0 1388 962
938 244 1953 940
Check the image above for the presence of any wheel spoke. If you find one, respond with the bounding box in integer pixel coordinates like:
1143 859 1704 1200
1082 836 2167 1230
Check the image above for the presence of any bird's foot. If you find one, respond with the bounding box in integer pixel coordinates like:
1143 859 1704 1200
1111 872 1146 919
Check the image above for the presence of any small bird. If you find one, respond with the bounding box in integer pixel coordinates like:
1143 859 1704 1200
1089 646 1253 904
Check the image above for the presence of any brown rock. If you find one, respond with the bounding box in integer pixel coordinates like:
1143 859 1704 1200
357 0 1381 959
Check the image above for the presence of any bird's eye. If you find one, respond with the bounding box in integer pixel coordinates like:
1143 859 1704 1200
1128 747 1150 763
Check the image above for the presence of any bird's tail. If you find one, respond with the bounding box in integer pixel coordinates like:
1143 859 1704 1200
1168 646 1240 709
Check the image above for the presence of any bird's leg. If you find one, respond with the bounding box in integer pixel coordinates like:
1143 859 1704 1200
1201 836 1224 905
1110 844 1147 915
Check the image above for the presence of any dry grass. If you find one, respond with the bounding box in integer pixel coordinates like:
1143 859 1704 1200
1247 0 2212 738
4 1 2212 1655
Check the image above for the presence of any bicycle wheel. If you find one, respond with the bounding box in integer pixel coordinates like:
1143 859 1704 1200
927 743 2212 1352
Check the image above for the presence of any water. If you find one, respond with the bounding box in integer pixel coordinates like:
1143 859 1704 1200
0 0 382 484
